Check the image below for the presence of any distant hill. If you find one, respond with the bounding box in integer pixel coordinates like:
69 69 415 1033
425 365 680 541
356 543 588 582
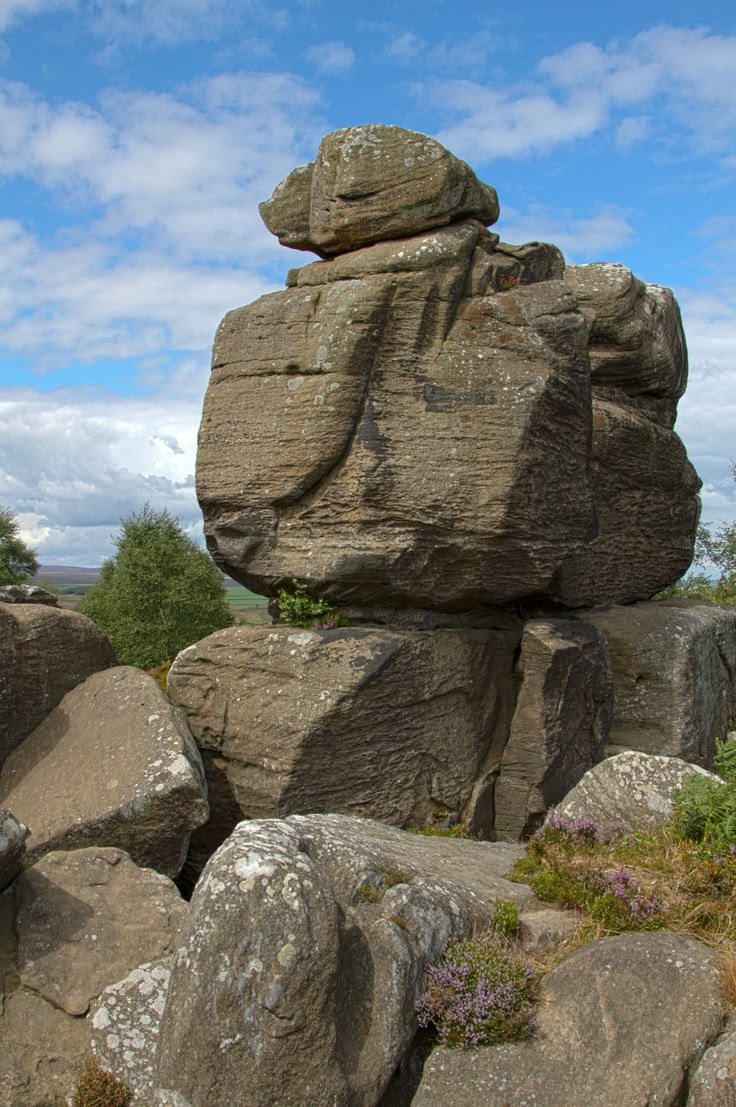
36 565 246 589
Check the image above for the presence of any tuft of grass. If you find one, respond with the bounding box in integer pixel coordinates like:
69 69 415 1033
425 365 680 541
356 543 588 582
383 868 411 889
276 580 348 629
490 898 521 939
407 824 470 839
73 1056 130 1107
415 929 537 1049
146 659 172 693
358 881 381 903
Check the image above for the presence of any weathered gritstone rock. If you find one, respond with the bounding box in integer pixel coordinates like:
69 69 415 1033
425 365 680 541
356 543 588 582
494 618 612 839
167 623 518 853
259 123 500 256
0 584 59 606
412 932 724 1107
153 815 529 1107
199 126 699 611
688 1010 736 1106
0 807 28 891
0 847 186 1107
574 600 736 765
0 602 116 768
0 666 208 876
90 959 173 1107
14 848 186 1017
551 750 721 833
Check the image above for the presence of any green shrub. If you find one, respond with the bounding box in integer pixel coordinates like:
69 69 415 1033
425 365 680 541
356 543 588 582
490 898 521 938
672 735 736 850
276 580 346 628
73 1056 130 1107
415 930 537 1048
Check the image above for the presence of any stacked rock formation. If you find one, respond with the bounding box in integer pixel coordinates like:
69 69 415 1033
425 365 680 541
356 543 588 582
186 123 733 848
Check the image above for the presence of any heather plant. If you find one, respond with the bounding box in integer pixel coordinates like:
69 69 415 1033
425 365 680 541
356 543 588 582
415 929 537 1049
276 580 347 628
73 1055 130 1107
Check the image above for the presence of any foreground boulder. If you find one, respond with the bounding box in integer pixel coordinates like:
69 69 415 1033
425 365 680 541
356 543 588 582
493 618 612 839
575 600 736 764
0 847 186 1107
0 666 208 876
551 750 720 833
168 623 518 852
198 124 699 612
0 602 116 767
152 815 529 1107
688 1010 736 1106
412 932 723 1107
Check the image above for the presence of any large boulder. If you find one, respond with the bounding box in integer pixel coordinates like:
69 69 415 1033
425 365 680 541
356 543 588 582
153 815 529 1107
167 623 518 853
574 600 736 765
0 847 186 1107
688 1011 736 1106
199 127 699 613
0 666 208 876
0 602 116 767
412 932 723 1107
494 618 612 838
551 750 720 833
259 123 500 256
198 228 596 610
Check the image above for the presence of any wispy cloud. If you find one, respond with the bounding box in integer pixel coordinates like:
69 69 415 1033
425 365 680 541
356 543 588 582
0 0 74 33
497 204 636 261
306 40 355 75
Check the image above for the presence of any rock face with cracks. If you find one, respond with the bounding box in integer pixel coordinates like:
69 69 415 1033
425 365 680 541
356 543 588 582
152 815 529 1107
198 123 700 612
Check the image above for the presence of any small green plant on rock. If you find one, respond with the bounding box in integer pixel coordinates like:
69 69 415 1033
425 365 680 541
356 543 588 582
415 929 537 1049
73 1056 130 1107
490 898 521 939
276 579 347 629
672 735 736 850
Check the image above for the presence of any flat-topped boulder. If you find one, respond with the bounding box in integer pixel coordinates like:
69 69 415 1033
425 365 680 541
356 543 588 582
259 123 500 257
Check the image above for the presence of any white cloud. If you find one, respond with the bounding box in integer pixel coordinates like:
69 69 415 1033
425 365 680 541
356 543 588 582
429 26 736 163
88 0 288 47
306 40 355 75
496 204 635 261
1 386 204 564
385 31 423 63
0 0 73 32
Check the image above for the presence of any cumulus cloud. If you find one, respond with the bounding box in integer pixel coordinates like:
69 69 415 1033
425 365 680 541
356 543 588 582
1 386 204 564
306 40 355 75
0 0 73 32
430 25 736 163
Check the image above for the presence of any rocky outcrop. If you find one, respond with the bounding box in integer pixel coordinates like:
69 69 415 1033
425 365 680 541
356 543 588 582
0 602 116 768
493 618 612 839
259 123 500 257
167 623 519 851
688 1010 736 1106
198 123 700 612
152 816 529 1107
550 750 720 833
0 807 28 890
412 932 723 1107
0 584 59 605
0 666 208 876
0 847 186 1107
574 600 736 764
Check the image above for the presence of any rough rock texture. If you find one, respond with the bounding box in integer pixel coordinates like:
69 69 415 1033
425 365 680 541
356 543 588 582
0 807 28 891
688 1011 736 1106
0 602 116 767
167 623 518 852
551 750 719 833
153 815 529 1107
494 618 612 838
0 847 186 1107
412 932 723 1107
90 959 173 1107
564 262 688 425
198 223 600 611
575 600 736 765
0 584 58 605
0 666 208 876
14 848 187 1017
518 907 580 952
259 124 500 257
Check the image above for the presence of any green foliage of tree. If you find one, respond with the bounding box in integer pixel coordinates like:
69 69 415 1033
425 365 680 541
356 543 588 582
0 505 39 585
80 504 233 669
658 462 736 605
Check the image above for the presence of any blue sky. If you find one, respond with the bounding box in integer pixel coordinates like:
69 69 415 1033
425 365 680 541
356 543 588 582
0 0 734 565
